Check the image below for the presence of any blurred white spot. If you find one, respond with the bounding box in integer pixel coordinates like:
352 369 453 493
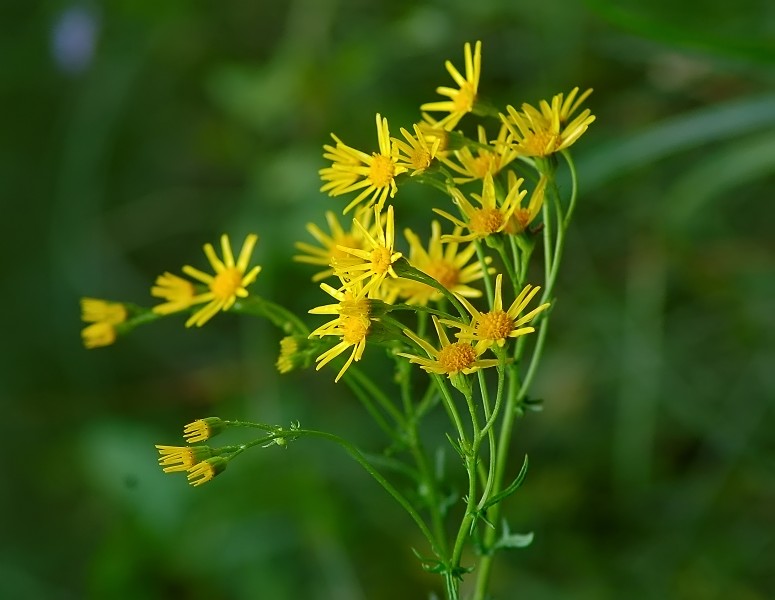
51 6 99 75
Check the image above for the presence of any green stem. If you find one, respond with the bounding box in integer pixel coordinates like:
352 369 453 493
474 241 494 307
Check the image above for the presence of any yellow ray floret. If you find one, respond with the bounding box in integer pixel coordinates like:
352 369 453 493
294 207 373 282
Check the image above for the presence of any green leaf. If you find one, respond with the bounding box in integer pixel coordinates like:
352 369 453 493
493 520 534 551
481 455 529 511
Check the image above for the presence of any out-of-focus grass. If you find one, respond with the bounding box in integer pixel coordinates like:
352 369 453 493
3 1 773 598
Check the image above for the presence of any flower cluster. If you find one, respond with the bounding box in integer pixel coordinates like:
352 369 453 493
81 39 595 600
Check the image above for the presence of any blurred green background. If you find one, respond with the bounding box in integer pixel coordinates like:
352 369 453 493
4 0 774 598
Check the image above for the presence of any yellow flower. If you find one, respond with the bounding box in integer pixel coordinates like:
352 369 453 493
398 316 499 377
319 113 407 214
181 233 262 327
504 173 547 235
81 298 127 324
187 457 227 487
183 417 225 443
421 41 482 131
155 445 213 473
151 272 197 315
81 322 118 349
500 87 594 157
396 221 490 306
309 279 372 382
80 298 127 349
435 174 525 242
393 123 441 175
445 274 550 352
440 124 518 183
417 114 451 156
332 205 403 296
294 207 373 282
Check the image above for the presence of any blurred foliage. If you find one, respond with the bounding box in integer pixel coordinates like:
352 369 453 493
3 0 774 598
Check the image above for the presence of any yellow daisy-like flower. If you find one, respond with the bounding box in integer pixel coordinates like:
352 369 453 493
187 457 227 487
500 87 595 157
319 113 408 214
440 124 518 183
155 445 213 473
309 279 372 382
421 41 482 131
294 207 373 282
393 123 441 175
444 274 550 353
80 298 127 349
332 205 403 295
504 173 547 235
396 221 490 306
151 272 197 315
183 417 225 443
435 174 526 242
181 233 262 328
398 316 499 377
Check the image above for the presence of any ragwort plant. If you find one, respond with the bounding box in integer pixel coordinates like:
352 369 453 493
81 41 595 600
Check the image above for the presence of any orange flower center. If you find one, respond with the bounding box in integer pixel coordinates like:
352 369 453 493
411 147 432 171
470 208 504 236
506 208 531 235
370 246 394 274
211 268 243 300
427 261 460 289
437 342 477 373
477 310 513 340
453 82 476 113
523 131 562 157
369 154 396 188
